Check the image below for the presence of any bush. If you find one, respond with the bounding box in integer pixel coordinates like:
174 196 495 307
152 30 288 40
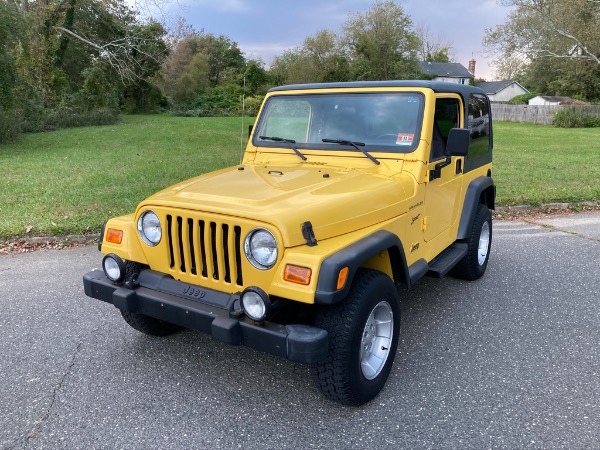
584 116 600 128
244 96 264 116
172 84 245 117
552 107 588 128
22 108 119 133
0 108 23 143
508 93 539 104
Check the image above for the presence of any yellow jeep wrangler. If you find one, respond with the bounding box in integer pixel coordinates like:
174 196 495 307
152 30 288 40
84 81 495 406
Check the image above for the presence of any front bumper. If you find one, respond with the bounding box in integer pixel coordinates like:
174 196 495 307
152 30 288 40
83 270 328 364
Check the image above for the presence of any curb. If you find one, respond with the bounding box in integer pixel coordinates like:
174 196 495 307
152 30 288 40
495 200 599 214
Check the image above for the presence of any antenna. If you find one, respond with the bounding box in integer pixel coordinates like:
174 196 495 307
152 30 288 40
239 76 246 165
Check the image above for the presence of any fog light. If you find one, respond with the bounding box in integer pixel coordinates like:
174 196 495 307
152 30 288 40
102 253 126 283
240 287 271 322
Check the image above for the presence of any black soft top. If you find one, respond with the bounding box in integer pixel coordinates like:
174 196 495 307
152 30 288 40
268 80 486 97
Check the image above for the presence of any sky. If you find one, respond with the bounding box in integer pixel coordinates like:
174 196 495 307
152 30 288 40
142 0 514 81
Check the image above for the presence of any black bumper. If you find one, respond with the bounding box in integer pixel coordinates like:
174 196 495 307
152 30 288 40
83 270 328 364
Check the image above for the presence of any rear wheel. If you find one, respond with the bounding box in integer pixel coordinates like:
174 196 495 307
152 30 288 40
312 269 400 406
452 203 492 280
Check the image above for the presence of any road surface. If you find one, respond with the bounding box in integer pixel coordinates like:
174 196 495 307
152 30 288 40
1 212 599 449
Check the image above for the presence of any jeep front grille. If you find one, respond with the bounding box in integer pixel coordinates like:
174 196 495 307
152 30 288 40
166 215 243 286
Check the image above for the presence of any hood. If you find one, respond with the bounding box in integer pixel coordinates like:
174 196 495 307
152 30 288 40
141 164 413 247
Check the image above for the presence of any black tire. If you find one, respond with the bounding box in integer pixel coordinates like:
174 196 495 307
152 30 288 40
120 310 183 337
451 203 492 280
120 261 183 337
311 269 401 406
124 261 145 284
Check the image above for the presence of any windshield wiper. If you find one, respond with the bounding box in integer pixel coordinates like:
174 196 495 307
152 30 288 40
259 136 307 161
322 138 380 165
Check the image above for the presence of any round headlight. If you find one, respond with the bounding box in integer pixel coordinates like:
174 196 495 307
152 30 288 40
103 253 126 282
137 210 161 246
240 287 271 321
244 228 278 270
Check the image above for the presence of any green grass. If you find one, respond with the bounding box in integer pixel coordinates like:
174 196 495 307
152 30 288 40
0 115 247 238
493 122 600 205
1 116 598 239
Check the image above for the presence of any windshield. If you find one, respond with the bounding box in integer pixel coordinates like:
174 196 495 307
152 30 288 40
253 92 424 153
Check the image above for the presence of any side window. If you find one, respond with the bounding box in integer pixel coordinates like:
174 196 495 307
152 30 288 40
431 98 460 161
468 94 490 159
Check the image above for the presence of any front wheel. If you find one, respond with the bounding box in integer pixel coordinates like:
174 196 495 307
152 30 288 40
120 310 183 337
311 269 401 406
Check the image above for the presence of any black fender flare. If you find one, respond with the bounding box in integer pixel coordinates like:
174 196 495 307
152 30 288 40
457 176 496 240
314 230 409 305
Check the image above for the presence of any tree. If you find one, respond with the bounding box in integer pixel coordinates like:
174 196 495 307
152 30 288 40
194 34 245 86
522 57 600 99
243 59 269 96
485 0 600 67
490 53 527 80
0 1 24 110
302 30 350 82
0 1 25 142
415 25 453 63
269 48 309 85
342 0 420 80
269 30 349 85
485 0 600 98
161 38 211 104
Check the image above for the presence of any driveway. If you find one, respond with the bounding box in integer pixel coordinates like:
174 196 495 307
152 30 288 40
1 211 599 449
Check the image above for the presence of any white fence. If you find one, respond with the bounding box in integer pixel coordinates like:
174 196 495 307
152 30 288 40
491 104 600 125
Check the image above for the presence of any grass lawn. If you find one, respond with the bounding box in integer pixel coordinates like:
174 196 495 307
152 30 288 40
493 122 600 205
1 116 598 239
1 115 246 239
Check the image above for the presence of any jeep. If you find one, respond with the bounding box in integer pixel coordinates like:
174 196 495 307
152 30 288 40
83 81 495 406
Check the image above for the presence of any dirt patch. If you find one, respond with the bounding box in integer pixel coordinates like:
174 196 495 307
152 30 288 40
0 236 98 256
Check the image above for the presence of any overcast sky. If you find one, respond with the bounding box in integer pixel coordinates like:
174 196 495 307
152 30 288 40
151 0 513 81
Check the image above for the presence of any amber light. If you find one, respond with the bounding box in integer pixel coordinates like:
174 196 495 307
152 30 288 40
284 265 312 285
337 267 349 290
106 228 123 244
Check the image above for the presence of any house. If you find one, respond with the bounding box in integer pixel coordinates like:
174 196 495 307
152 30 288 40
528 96 581 106
417 61 474 85
475 80 529 102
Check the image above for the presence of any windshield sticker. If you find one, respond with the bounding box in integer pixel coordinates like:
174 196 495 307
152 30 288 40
396 133 414 146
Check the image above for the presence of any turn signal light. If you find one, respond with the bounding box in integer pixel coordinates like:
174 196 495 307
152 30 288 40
106 228 123 244
284 265 312 285
337 267 349 290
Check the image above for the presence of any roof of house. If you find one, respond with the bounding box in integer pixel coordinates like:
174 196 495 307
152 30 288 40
417 62 473 79
475 80 529 94
528 96 588 105
534 96 573 103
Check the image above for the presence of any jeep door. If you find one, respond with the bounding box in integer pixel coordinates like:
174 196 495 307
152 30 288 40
423 95 464 242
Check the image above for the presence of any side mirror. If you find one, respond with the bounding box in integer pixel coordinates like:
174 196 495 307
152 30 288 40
248 124 253 138
446 128 470 157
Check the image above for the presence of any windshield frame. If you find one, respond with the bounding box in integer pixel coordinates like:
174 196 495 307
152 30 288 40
252 91 425 155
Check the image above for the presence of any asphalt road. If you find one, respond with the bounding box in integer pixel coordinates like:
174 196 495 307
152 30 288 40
1 212 599 449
